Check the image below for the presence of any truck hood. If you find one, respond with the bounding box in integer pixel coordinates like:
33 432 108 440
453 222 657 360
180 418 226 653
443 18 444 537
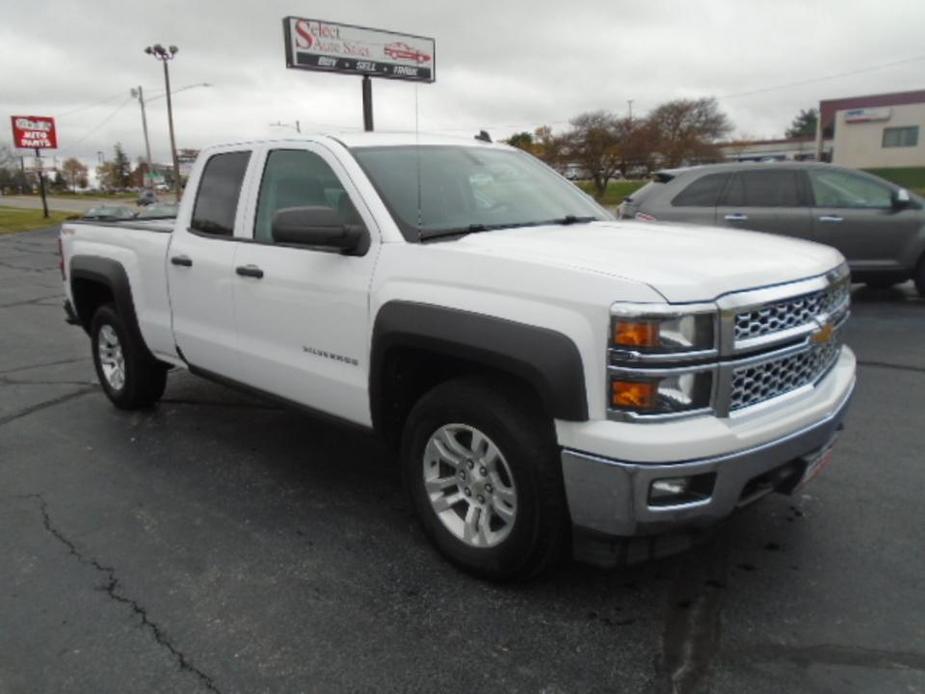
448 220 844 303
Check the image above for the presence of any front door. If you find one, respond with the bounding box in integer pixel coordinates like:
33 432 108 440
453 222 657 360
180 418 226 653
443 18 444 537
807 167 921 274
231 144 380 426
168 149 252 376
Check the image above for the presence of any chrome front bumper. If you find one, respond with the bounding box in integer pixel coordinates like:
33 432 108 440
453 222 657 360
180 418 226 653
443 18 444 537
562 379 854 538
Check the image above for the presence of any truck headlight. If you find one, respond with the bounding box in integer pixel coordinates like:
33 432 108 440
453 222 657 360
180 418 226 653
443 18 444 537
610 303 716 355
609 369 714 416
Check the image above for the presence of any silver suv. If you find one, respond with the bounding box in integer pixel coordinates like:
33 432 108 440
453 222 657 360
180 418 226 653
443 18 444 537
619 162 925 294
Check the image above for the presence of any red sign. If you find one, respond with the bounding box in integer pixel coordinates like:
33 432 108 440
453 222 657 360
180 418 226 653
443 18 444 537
10 115 57 149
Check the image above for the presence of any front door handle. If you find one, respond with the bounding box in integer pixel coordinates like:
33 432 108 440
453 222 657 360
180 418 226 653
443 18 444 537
236 264 264 279
724 213 748 221
170 255 193 267
818 215 843 223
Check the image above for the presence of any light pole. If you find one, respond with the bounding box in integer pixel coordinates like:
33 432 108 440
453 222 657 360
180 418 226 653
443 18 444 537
145 43 182 202
269 120 301 134
130 86 153 185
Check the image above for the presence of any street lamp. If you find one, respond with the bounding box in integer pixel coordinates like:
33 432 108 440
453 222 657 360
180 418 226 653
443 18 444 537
269 120 302 134
145 43 182 202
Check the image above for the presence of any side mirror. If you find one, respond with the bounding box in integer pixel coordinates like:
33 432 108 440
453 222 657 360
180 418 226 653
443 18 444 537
271 206 367 254
892 188 911 210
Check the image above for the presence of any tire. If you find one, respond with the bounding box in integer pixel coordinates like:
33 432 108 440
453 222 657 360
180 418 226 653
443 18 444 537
916 258 925 298
91 303 167 409
865 279 899 290
401 377 568 581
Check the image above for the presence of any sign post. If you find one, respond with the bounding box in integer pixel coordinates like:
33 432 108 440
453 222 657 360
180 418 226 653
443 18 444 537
10 115 58 219
282 17 435 132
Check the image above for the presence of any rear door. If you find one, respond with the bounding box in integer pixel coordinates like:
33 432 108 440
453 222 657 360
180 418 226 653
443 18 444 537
807 167 920 272
167 149 252 376
655 171 730 225
230 143 380 426
715 169 813 241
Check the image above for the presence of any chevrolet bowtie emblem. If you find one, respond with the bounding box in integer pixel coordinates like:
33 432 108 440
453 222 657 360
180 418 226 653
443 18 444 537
811 319 835 345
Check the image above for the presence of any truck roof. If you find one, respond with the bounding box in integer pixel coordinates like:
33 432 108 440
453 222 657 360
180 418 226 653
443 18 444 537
200 131 505 153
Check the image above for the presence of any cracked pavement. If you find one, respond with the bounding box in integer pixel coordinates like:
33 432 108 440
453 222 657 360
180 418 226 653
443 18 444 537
1 228 924 693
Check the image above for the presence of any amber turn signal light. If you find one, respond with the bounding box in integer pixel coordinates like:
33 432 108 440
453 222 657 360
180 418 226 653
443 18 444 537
611 380 658 410
613 320 659 348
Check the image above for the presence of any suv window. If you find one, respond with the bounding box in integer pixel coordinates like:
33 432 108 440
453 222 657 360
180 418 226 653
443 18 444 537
671 173 730 207
191 151 251 236
809 169 893 209
254 149 361 243
722 170 802 207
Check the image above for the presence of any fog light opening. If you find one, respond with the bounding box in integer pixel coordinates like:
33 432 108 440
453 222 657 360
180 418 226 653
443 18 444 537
648 472 716 507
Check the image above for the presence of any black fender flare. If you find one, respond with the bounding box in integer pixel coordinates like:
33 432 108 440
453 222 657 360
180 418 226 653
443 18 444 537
369 301 589 429
69 255 156 361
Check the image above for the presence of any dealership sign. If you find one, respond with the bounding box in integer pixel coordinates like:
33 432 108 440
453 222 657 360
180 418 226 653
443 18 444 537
843 107 892 124
10 115 58 149
283 17 435 83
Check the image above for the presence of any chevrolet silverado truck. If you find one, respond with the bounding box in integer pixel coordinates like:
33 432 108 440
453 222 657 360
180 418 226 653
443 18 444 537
60 133 856 580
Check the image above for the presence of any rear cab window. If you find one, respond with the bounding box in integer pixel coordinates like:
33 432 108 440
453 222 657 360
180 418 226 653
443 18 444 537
191 151 252 236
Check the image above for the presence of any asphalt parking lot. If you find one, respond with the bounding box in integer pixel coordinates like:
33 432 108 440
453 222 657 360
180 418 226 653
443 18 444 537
1 227 924 694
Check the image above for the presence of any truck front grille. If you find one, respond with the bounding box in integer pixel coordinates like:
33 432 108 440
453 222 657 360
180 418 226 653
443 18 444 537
729 339 841 411
734 278 849 343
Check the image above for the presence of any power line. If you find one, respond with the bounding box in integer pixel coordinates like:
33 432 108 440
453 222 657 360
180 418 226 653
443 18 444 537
56 91 131 119
69 96 133 146
720 53 925 99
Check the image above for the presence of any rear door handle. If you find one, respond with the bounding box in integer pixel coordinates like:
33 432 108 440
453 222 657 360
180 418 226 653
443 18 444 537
170 255 193 267
235 264 264 279
818 215 843 223
724 213 748 221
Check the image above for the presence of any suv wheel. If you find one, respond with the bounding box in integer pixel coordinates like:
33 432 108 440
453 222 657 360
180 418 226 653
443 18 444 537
91 303 167 409
915 257 925 297
401 377 568 581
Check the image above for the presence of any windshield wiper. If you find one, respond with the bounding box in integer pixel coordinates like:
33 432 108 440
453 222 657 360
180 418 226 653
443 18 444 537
419 222 525 241
418 216 599 242
543 215 598 225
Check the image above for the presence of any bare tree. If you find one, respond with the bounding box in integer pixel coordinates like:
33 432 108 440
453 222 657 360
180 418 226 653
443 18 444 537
61 157 88 192
646 97 733 167
564 111 624 197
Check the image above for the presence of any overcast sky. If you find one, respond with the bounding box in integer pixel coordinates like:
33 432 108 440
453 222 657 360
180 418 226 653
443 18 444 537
3 0 924 165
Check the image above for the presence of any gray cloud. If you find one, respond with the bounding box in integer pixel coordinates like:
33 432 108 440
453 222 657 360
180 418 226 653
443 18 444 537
2 0 924 164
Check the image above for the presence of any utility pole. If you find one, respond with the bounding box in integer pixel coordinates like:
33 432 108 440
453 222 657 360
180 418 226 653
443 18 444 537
627 99 634 120
131 86 153 183
145 44 182 202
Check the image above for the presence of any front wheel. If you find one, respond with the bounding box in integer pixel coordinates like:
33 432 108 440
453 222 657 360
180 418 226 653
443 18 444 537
401 377 568 581
91 303 167 409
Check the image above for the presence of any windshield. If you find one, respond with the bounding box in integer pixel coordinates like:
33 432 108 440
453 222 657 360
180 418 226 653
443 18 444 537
351 145 608 241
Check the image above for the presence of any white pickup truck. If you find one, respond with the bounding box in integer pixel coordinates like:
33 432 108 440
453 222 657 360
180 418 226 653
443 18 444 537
60 133 856 580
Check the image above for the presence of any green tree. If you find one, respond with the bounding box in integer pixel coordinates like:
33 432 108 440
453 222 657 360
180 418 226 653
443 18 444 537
97 143 132 191
506 131 534 152
786 108 818 139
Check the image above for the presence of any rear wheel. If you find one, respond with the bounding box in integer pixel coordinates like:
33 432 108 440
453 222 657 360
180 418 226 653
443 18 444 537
915 258 925 297
401 377 568 581
91 304 167 409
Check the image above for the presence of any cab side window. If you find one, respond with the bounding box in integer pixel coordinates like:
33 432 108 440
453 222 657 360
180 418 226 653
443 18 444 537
191 151 251 236
254 149 362 243
809 169 893 209
723 170 802 207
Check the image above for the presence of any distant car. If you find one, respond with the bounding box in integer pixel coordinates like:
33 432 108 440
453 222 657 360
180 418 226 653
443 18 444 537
137 190 157 206
620 162 925 294
135 202 178 219
81 205 137 222
384 42 431 63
